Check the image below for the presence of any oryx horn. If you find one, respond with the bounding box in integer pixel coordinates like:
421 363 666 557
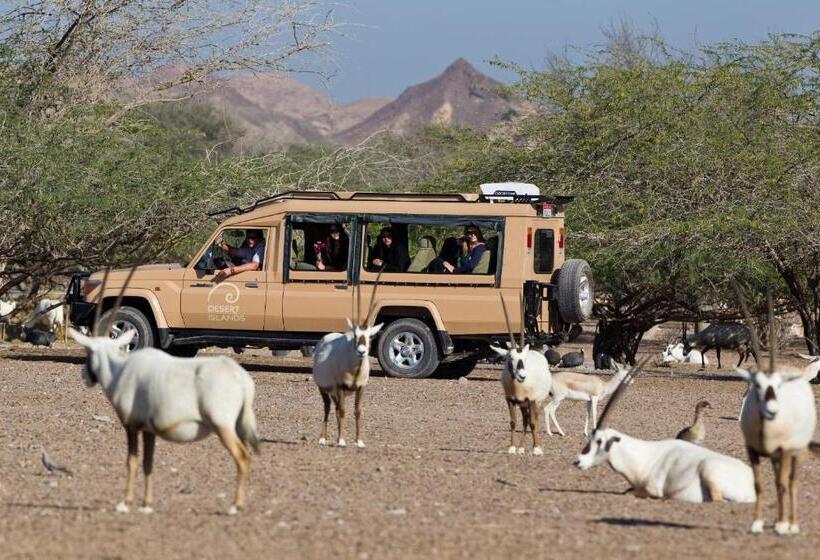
595 356 650 430
498 294 517 350
768 288 777 373
92 268 111 336
364 267 385 327
519 292 526 350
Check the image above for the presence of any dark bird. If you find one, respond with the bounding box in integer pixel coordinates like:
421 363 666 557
559 349 585 368
676 400 712 444
41 446 73 476
544 347 561 366
22 328 55 348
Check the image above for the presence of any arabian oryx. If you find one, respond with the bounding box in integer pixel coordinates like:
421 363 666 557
312 270 384 448
734 285 820 535
574 359 756 503
71 267 259 515
491 294 552 456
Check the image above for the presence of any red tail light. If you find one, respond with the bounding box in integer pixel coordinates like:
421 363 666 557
559 228 565 249
526 227 532 249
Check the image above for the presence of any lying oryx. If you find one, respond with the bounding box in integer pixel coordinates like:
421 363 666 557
574 360 755 503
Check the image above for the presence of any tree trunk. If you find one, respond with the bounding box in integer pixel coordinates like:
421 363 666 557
593 317 655 367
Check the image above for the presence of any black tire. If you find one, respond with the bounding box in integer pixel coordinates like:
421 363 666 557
436 357 479 379
556 259 594 324
377 318 440 378
167 346 199 358
97 306 155 351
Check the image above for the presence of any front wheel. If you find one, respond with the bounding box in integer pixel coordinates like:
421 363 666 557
377 318 440 378
96 306 155 351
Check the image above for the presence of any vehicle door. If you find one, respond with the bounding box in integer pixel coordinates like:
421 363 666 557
181 227 268 330
281 215 354 332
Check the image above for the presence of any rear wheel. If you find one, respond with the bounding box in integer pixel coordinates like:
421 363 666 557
377 318 439 378
97 306 154 351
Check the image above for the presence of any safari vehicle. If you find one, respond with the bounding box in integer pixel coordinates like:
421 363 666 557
67 183 593 378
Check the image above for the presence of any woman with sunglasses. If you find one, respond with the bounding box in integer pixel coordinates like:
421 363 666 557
443 226 486 274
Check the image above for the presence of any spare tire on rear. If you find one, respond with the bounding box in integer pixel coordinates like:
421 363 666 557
556 259 594 324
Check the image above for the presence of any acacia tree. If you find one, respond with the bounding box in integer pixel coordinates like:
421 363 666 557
431 32 820 357
1 0 341 121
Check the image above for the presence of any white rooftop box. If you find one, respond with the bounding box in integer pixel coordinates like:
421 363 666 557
479 182 540 202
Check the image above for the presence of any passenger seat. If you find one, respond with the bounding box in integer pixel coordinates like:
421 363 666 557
407 236 437 272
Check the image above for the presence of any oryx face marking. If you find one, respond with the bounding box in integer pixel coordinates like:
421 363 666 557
574 428 620 470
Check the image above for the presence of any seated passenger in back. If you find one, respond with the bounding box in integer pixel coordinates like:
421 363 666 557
315 223 349 271
424 236 460 273
443 226 486 274
369 227 410 272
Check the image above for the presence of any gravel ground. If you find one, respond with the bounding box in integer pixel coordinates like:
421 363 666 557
1 344 819 559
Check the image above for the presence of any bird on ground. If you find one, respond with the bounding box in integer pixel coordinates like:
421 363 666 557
41 446 73 476
676 400 712 444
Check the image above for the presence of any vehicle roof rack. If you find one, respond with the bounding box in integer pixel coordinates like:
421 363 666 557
349 192 469 202
208 190 341 217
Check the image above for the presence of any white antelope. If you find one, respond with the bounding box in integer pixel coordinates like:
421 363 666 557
71 268 259 515
313 273 384 448
734 287 820 535
661 342 708 366
574 360 756 503
491 294 552 456
544 362 629 437
26 298 65 332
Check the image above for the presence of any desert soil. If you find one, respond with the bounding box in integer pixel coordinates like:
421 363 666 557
1 343 819 560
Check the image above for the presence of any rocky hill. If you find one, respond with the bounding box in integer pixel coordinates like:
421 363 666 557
332 58 528 145
141 59 527 148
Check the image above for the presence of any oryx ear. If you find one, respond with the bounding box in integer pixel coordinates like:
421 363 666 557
491 345 509 358
68 327 92 348
345 318 354 330
734 367 752 382
114 328 137 349
369 323 384 336
522 344 530 354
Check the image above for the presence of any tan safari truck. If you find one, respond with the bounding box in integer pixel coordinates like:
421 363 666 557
66 184 593 378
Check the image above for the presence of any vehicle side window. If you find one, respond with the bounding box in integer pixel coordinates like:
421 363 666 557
287 219 351 272
363 221 498 275
196 228 267 272
534 229 554 273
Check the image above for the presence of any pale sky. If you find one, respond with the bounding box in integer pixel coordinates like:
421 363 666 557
306 0 819 103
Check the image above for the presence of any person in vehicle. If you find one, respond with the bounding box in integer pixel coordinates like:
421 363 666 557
424 236 460 273
443 226 486 273
369 227 410 272
315 223 349 271
214 229 265 281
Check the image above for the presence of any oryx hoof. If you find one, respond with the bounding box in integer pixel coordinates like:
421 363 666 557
138 506 154 515
790 524 800 535
507 446 517 454
516 447 525 455
355 440 366 449
532 447 543 456
318 438 327 446
227 505 239 516
115 501 130 514
750 519 764 534
337 439 347 448
774 521 791 535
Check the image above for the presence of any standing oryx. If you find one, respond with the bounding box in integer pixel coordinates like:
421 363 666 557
491 294 552 456
734 286 819 535
71 267 259 515
574 358 756 503
312 271 384 448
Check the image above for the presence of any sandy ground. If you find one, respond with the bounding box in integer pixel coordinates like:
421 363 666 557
1 343 819 560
